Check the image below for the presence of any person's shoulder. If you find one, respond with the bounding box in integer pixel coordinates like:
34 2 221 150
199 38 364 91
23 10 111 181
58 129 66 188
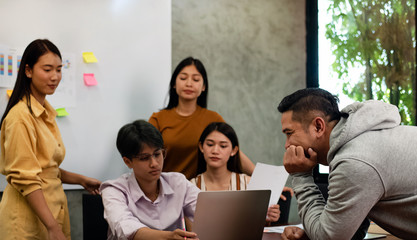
161 172 192 188
161 172 188 181
3 100 34 127
239 173 250 178
242 173 251 183
200 107 218 115
189 177 196 185
100 173 131 192
199 107 224 120
149 108 176 124
7 100 30 117
150 108 174 118
189 173 202 186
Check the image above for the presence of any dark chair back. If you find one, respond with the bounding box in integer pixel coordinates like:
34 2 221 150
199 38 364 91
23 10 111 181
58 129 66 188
82 194 108 240
272 190 292 225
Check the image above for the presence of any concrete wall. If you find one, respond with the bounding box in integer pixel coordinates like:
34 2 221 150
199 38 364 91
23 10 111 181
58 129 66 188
172 0 306 223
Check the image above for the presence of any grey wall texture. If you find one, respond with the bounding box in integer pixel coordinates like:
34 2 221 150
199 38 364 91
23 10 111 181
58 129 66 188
50 1 307 238
172 0 306 223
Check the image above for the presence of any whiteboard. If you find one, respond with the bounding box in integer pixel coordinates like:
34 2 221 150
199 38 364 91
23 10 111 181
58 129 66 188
0 0 171 190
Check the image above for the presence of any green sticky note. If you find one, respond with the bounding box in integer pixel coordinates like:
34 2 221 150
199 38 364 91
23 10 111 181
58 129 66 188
56 108 69 117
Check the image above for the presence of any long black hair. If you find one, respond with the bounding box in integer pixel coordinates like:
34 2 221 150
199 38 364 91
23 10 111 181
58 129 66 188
0 39 62 126
165 57 208 109
197 122 242 175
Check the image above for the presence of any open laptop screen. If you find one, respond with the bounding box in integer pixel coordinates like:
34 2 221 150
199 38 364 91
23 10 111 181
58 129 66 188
193 190 271 240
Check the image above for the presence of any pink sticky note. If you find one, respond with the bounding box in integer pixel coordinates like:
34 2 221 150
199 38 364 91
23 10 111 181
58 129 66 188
84 73 97 86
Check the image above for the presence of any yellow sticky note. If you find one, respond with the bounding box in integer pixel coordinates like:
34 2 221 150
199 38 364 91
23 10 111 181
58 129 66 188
82 52 98 63
6 89 13 97
56 108 69 117
84 73 98 86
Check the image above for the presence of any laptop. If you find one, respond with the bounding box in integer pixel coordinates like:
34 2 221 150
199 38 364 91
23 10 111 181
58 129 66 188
192 190 271 240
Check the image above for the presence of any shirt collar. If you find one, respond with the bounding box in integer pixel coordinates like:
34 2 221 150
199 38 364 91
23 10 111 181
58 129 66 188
128 172 175 203
25 94 57 120
159 173 175 196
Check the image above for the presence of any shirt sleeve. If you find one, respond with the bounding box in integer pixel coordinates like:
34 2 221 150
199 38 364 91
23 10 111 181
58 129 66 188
183 180 200 222
292 160 382 240
214 111 225 122
101 184 147 240
148 112 160 131
2 119 42 196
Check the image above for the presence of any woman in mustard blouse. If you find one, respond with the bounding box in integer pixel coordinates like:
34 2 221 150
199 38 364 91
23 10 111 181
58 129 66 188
0 39 101 240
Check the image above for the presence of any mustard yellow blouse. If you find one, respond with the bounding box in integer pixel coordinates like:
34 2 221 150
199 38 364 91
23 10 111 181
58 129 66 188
0 95 71 239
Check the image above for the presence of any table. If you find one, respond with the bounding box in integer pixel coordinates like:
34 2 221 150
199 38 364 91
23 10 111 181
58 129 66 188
261 223 401 240
367 223 400 240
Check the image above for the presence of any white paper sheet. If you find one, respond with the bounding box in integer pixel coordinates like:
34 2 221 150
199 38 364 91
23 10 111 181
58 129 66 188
264 223 303 233
247 162 289 206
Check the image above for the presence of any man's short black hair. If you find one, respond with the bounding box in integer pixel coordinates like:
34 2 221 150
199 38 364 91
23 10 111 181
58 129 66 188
116 120 164 159
278 88 346 125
